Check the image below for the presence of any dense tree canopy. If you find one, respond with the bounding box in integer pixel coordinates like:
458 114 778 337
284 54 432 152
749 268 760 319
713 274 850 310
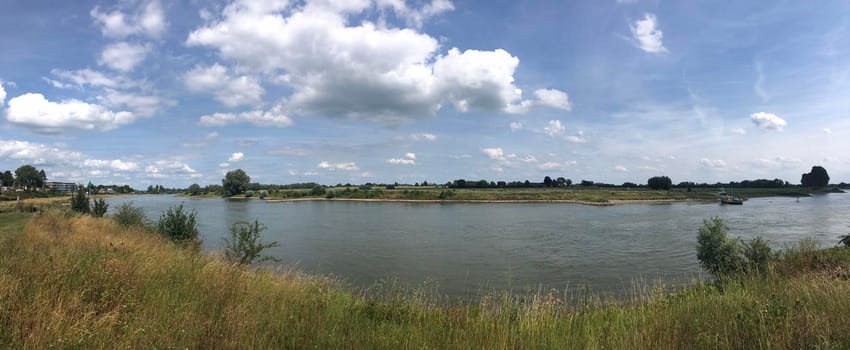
647 176 672 190
801 166 829 188
0 170 13 187
14 165 44 189
223 169 251 197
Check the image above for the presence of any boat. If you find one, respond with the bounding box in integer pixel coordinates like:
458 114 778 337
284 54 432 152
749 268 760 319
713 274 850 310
718 188 744 205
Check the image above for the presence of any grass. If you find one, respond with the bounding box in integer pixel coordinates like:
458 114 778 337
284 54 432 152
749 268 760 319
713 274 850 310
2 211 850 348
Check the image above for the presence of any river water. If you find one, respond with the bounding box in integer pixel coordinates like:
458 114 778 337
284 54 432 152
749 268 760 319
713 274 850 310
105 193 850 298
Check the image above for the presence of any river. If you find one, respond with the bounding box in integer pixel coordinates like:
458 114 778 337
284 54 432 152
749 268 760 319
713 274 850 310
105 193 850 298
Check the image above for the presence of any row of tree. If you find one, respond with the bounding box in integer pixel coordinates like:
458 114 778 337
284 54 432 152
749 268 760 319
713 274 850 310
0 165 47 189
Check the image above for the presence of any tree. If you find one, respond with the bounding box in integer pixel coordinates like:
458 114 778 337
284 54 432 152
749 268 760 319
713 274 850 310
14 165 44 189
801 166 829 188
543 176 553 187
157 204 199 243
224 220 280 265
222 169 251 197
0 170 12 187
696 217 743 277
91 198 109 217
187 183 202 196
70 187 90 214
647 176 672 190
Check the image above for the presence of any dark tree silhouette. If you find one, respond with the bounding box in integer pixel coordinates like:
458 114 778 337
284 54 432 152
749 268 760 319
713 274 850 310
801 166 829 188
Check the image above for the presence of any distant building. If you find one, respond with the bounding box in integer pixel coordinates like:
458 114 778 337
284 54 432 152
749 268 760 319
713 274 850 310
46 182 78 193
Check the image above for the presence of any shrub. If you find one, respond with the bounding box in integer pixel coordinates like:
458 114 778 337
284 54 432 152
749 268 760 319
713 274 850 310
742 236 772 272
91 198 109 217
224 220 280 265
157 204 199 243
840 234 850 248
70 187 90 214
113 202 148 228
311 186 326 196
696 216 743 277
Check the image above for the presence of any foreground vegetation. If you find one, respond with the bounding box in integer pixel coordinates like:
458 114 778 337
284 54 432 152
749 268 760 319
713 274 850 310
2 211 850 348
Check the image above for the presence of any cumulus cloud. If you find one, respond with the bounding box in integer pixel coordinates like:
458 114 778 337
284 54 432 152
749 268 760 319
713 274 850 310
538 162 561 170
90 0 166 39
99 89 173 117
630 13 667 53
531 89 571 111
186 1 559 122
387 152 416 165
700 158 727 168
0 82 5 106
228 152 244 162
99 42 150 72
481 147 505 161
755 156 801 168
448 154 471 159
564 130 587 143
199 105 293 127
750 112 786 131
83 159 140 172
0 139 82 165
185 64 264 107
318 161 360 171
614 165 628 172
543 120 565 137
6 93 136 133
145 160 200 179
510 121 523 132
823 128 832 134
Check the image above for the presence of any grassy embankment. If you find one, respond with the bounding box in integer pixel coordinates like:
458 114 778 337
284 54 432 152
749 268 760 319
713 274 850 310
2 210 850 348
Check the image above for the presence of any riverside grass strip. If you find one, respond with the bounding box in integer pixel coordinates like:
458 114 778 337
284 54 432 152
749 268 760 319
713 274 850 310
1 211 849 349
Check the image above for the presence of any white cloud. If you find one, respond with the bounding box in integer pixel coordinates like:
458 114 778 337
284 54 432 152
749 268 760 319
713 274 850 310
228 152 244 162
823 128 832 134
49 69 133 89
83 159 140 172
90 0 166 39
614 165 628 172
564 130 587 143
407 133 437 141
538 162 561 170
318 161 360 171
700 158 727 168
448 154 471 159
750 112 786 131
99 42 150 72
510 121 523 132
755 156 801 168
482 147 505 161
6 93 136 133
377 0 455 28
99 89 172 117
630 13 667 53
543 120 565 137
754 61 769 102
387 152 416 165
0 139 82 165
0 82 5 106
532 89 571 111
199 105 293 127
186 2 554 122
729 128 747 135
145 160 200 179
185 64 265 107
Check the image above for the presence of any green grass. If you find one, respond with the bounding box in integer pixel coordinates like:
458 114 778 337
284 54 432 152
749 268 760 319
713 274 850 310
2 211 850 348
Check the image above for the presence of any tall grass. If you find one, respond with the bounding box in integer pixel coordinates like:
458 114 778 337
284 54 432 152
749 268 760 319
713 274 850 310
1 211 850 349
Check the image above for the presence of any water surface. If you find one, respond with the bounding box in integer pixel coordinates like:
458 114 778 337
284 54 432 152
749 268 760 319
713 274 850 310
106 193 850 297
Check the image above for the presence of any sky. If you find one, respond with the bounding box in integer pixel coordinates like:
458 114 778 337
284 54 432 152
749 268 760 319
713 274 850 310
1 0 849 188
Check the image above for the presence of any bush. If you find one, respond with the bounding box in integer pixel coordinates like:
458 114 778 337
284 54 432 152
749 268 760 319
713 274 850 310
839 234 850 248
70 187 90 214
157 204 199 243
696 216 743 277
742 236 772 272
311 186 326 196
224 220 280 265
113 202 148 228
91 198 109 217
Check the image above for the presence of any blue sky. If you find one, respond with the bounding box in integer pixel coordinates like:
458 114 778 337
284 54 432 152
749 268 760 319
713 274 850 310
1 0 848 188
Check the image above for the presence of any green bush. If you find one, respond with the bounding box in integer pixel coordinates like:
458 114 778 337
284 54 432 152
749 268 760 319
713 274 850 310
696 216 743 277
70 187 90 214
224 220 279 265
157 204 199 243
742 236 772 271
840 234 850 248
113 202 148 228
311 186 326 196
90 198 109 217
